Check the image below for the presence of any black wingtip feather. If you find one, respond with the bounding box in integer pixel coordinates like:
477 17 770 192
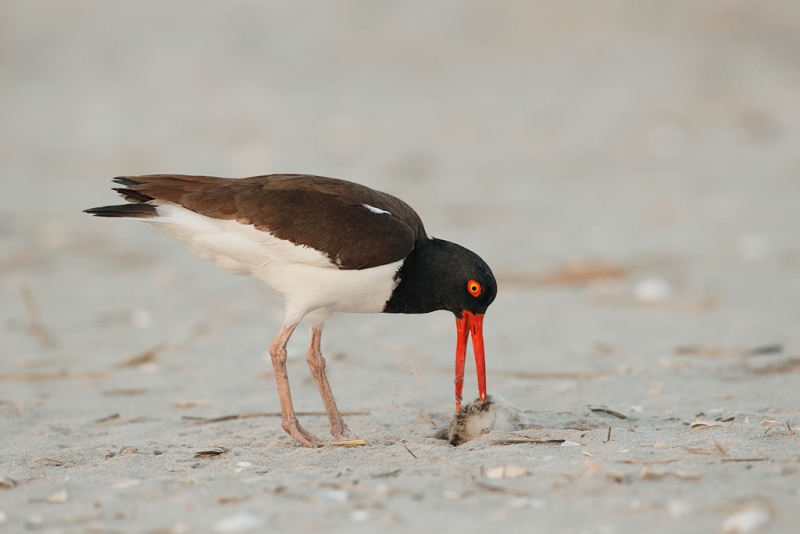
113 187 153 203
112 176 141 187
84 204 158 218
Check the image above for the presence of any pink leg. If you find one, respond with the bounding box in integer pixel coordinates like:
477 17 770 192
306 325 351 440
269 322 320 447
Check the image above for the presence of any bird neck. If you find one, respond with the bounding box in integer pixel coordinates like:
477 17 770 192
383 238 456 315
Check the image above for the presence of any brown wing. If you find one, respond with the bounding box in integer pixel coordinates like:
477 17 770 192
112 174 427 270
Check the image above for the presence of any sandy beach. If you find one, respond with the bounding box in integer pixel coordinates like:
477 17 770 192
2 2 800 532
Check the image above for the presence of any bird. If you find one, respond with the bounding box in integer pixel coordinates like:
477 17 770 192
85 174 497 447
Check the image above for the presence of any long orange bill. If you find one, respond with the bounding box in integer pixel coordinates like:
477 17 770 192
454 311 487 412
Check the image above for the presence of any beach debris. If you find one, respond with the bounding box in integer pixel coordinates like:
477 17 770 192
0 370 107 382
690 421 724 428
746 344 783 355
617 459 679 465
634 277 671 303
585 460 627 483
673 344 782 357
714 442 729 457
194 447 229 458
234 461 252 473
719 505 771 534
372 469 400 479
323 489 349 502
213 511 262 533
111 479 142 489
102 388 147 396
46 489 68 504
95 413 120 423
0 477 17 489
350 510 370 522
491 438 564 445
472 477 532 497
115 343 164 368
639 468 668 480
684 447 715 455
485 465 530 480
160 522 192 534
667 500 693 519
328 439 366 447
20 284 55 347
438 396 523 446
402 444 417 458
174 399 212 408
660 358 691 369
674 470 702 480
605 426 612 442
747 357 800 374
561 440 581 447
183 411 368 424
588 405 628 419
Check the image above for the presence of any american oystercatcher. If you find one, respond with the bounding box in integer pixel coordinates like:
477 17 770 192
85 174 497 446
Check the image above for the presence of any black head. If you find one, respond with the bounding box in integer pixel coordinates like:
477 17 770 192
383 238 497 316
439 241 497 317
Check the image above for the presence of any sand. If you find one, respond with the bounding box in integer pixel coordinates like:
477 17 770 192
2 1 800 533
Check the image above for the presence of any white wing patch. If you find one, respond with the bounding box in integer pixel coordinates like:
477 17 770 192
363 203 391 215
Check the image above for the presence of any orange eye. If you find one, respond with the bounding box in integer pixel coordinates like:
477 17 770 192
467 280 482 297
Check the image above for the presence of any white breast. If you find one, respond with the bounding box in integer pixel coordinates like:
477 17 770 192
145 203 403 324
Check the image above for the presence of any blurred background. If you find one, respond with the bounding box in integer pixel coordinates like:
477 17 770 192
1 1 799 408
3 4 800 532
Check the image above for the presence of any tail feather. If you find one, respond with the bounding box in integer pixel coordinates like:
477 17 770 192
83 204 158 218
113 187 153 203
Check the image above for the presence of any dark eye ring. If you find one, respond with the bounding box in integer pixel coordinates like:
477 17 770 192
467 280 482 297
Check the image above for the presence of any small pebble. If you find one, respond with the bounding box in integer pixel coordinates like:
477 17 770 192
634 278 671 303
213 511 262 533
350 510 370 522
719 506 771 534
485 465 529 479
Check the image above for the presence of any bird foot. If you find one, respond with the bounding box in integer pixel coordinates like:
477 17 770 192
282 419 322 448
330 421 353 441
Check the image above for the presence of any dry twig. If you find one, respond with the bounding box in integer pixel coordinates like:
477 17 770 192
328 439 366 447
588 405 628 419
491 439 565 445
183 411 369 424
21 284 55 347
194 447 229 458
115 343 165 368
